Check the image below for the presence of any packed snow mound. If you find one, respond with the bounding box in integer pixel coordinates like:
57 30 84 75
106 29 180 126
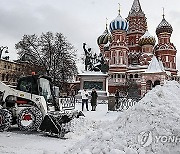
65 81 180 154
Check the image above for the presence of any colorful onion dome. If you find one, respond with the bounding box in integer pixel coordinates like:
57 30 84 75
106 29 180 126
139 30 156 46
156 16 173 35
109 14 128 33
97 28 112 45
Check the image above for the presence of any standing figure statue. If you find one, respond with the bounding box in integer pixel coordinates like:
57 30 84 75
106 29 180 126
98 53 105 65
82 43 109 72
83 43 93 71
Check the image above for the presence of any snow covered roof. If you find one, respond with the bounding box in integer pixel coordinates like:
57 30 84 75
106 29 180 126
127 69 147 73
78 71 108 76
145 56 165 73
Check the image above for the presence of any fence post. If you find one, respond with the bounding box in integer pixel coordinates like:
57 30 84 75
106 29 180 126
108 95 115 111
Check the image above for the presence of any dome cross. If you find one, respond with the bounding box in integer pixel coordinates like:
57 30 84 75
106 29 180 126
106 18 108 30
118 3 121 15
162 7 165 19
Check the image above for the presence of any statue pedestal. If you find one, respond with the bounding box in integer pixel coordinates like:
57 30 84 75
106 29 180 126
76 71 109 101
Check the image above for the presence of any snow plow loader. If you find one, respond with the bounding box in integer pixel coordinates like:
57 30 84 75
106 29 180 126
0 75 81 137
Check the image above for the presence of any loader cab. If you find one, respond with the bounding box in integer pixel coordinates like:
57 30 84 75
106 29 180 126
16 75 55 102
17 75 39 95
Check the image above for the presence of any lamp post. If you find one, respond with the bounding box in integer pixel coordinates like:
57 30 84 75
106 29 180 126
0 46 9 59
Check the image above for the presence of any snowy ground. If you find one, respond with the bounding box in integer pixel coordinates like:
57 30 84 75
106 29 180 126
0 104 119 154
1 81 180 154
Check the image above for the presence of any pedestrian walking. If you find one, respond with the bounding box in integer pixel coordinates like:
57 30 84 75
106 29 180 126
91 88 98 111
81 89 89 111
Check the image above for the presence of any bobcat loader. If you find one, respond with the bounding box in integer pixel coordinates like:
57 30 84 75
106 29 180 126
0 75 81 137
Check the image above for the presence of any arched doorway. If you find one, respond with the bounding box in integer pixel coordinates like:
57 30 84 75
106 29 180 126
146 80 152 91
153 80 160 87
2 74 5 81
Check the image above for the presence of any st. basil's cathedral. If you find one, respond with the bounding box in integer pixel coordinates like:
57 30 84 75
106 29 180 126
97 0 178 97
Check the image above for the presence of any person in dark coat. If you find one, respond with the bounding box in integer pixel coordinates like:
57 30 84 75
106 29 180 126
115 89 120 110
91 88 98 111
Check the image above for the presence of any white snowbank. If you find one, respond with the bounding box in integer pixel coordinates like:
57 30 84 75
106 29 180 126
1 81 180 154
65 81 180 154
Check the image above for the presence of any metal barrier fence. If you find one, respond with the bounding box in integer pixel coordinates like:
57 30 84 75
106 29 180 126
115 97 140 111
75 98 108 104
58 96 140 112
59 97 76 111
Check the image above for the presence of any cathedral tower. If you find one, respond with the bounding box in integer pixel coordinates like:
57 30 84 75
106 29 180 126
139 27 156 66
155 12 177 75
108 7 129 92
126 0 147 65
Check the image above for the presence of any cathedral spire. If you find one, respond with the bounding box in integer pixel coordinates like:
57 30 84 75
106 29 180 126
129 0 144 16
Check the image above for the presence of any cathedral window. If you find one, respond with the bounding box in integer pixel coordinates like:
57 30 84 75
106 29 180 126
134 74 138 78
122 74 125 78
131 41 134 45
118 74 121 78
130 74 133 79
113 57 116 64
170 62 172 69
120 57 123 64
166 56 168 62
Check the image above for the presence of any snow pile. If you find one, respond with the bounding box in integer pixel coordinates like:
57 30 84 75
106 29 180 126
65 117 102 139
65 81 180 154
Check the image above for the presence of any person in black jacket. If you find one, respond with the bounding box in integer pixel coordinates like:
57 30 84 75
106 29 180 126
115 89 120 110
91 88 98 111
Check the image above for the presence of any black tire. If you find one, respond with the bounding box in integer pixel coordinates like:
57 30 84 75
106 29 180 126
17 107 43 131
0 109 12 132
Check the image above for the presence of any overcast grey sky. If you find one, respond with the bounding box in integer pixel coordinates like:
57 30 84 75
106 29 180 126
0 0 180 71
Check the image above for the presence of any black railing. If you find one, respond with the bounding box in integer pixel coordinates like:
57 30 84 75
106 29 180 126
115 96 141 111
59 97 76 111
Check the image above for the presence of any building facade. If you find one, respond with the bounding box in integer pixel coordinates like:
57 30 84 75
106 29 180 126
0 59 43 85
97 0 178 97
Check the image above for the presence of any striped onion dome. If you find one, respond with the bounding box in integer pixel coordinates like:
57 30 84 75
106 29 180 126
109 14 128 33
156 16 173 35
139 30 156 46
97 28 112 45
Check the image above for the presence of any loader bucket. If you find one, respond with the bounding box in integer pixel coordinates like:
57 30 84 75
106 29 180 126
38 113 73 138
38 111 85 138
39 114 60 136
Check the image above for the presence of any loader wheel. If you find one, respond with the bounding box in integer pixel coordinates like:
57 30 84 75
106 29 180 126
17 107 43 131
0 109 12 132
